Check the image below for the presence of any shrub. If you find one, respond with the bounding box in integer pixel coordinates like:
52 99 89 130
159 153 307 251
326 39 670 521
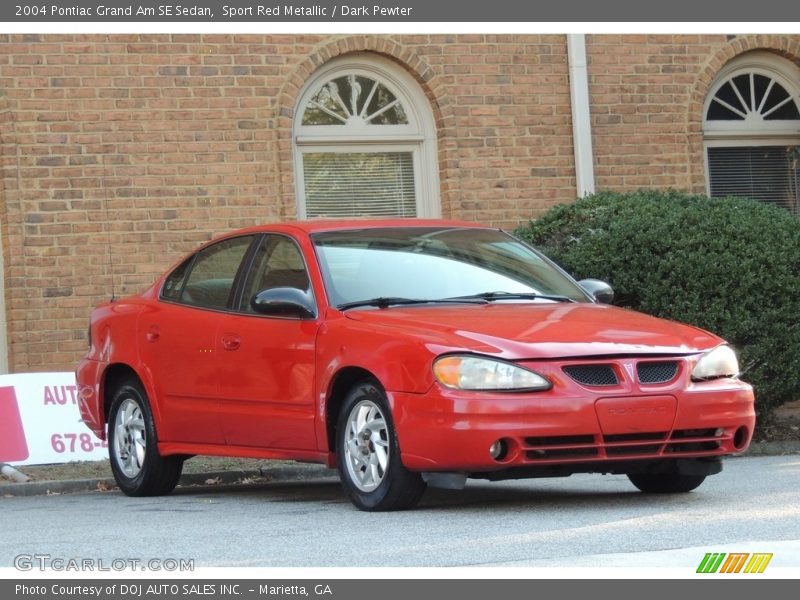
515 189 800 417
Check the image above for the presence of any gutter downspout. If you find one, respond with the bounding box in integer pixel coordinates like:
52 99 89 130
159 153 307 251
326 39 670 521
567 34 596 197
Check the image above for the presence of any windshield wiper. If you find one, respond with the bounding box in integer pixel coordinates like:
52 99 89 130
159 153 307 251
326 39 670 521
447 291 577 303
337 296 489 311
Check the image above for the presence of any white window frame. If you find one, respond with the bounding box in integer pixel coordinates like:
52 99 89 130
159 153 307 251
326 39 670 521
293 54 440 219
703 52 800 197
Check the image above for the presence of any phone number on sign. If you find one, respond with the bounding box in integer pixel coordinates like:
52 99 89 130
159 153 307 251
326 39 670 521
51 433 107 454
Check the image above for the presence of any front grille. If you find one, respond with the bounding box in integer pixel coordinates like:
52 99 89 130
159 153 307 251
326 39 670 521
637 361 679 384
606 444 664 457
671 428 717 439
525 435 595 446
604 432 667 443
667 428 722 453
524 434 598 460
516 427 727 464
604 431 668 457
526 447 599 460
667 441 720 453
563 364 618 386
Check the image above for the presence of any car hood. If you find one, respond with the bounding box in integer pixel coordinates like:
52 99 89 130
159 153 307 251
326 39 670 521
343 302 722 359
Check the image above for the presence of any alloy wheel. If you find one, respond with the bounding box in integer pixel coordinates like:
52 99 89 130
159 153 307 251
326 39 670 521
113 397 147 478
343 399 390 492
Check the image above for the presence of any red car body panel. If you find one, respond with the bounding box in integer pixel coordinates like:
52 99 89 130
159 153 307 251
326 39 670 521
76 220 755 477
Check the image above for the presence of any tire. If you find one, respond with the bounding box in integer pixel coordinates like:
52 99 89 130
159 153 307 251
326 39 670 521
107 379 183 496
627 472 706 494
336 379 426 511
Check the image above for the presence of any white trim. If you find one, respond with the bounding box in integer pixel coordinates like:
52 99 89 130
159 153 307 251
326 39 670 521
295 134 426 145
703 52 800 138
703 52 800 197
567 34 596 197
293 54 440 219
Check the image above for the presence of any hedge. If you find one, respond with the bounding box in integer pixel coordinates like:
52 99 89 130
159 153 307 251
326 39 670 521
515 189 800 417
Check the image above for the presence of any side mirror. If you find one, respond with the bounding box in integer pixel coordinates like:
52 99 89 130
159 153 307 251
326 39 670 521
250 287 316 319
578 279 614 304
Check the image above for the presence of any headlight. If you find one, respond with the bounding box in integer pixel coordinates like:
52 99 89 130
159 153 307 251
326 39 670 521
433 355 551 391
691 345 740 381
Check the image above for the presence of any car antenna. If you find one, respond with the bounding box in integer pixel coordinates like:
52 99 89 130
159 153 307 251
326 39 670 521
101 150 117 303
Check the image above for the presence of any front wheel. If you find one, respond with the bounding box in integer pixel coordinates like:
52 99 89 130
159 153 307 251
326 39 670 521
107 379 183 496
627 472 706 494
336 380 426 511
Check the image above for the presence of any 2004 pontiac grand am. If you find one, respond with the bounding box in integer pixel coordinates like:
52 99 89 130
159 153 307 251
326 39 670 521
77 220 755 511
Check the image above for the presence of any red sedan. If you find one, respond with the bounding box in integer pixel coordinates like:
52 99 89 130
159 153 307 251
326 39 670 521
77 220 755 510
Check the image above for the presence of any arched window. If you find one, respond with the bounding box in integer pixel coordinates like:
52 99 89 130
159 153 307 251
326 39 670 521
704 52 800 215
293 54 440 219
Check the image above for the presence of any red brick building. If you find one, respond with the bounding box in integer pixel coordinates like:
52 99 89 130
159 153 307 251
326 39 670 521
1 33 799 372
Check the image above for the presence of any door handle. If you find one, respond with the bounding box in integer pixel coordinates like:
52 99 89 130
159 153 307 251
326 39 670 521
221 333 241 351
145 326 160 343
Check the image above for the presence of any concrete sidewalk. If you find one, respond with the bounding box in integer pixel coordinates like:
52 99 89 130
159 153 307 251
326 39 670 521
0 462 338 497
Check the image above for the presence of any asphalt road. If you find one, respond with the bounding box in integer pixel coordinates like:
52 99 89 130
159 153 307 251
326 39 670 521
1 455 799 569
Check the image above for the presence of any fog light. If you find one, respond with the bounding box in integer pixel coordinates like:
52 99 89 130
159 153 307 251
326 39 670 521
489 439 507 461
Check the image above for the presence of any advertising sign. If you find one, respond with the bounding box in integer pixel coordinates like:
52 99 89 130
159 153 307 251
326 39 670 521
0 373 107 466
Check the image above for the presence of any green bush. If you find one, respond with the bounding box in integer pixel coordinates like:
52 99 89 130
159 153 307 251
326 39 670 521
515 189 800 417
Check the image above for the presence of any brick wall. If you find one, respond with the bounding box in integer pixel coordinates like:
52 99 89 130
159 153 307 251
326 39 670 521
586 34 800 192
0 33 798 372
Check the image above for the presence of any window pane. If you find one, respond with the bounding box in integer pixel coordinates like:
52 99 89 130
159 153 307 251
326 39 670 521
753 74 771 110
312 228 588 307
161 257 192 301
303 81 349 126
241 236 310 313
364 84 408 124
302 74 409 126
712 81 747 118
707 99 744 121
180 236 253 309
731 74 752 112
708 146 799 215
706 71 800 122
302 152 417 218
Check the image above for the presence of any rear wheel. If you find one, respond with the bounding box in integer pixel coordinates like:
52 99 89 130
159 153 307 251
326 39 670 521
336 380 426 511
627 472 706 493
108 380 183 496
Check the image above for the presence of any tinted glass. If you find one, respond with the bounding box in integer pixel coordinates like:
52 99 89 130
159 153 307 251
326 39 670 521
161 257 193 301
241 236 311 314
178 236 253 310
312 228 588 307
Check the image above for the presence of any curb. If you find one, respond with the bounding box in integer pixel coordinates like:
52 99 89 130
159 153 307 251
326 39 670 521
0 463 338 498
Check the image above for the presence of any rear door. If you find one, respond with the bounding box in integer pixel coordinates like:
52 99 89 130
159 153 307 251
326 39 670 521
138 235 256 444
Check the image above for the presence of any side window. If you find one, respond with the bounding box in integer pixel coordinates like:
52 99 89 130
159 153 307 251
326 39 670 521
177 236 254 310
161 257 193 301
241 236 311 314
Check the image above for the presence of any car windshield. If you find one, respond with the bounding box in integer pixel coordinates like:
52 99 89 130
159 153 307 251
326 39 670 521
311 227 590 308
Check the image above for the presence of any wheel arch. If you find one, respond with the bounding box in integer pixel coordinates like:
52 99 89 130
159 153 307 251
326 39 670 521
101 363 160 427
324 366 382 453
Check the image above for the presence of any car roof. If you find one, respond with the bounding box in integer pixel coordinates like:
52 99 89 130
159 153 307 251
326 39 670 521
222 219 495 237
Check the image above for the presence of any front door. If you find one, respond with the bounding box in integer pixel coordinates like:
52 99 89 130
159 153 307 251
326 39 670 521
216 234 319 450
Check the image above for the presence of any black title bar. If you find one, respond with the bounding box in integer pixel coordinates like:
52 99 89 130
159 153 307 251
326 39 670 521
3 0 800 22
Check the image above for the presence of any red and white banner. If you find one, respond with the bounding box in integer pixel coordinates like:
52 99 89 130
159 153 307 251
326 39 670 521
0 372 107 466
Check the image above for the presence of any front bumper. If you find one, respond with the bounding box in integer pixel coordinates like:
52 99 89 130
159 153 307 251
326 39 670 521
390 357 755 473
